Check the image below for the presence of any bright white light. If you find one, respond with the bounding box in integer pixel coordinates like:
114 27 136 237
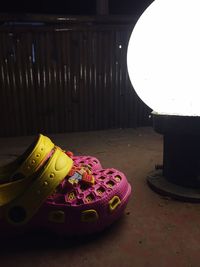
127 0 200 116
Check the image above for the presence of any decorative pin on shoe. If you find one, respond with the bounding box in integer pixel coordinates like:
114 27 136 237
68 166 95 186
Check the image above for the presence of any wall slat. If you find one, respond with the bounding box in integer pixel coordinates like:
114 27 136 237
0 15 152 136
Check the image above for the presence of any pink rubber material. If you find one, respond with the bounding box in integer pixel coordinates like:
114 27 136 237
72 155 102 171
43 168 131 235
0 168 131 236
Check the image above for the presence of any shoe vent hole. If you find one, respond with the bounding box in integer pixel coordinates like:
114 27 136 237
86 193 95 203
80 184 90 191
106 180 115 188
114 175 122 182
107 170 114 175
66 191 76 202
98 176 105 180
97 187 105 195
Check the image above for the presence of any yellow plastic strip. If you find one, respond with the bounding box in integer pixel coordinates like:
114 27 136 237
17 134 55 177
81 209 99 222
108 196 121 212
0 134 55 182
0 134 55 206
6 147 73 225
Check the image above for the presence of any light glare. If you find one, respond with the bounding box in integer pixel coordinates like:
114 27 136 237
127 0 200 116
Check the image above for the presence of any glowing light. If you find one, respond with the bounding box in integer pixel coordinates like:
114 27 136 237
127 0 200 116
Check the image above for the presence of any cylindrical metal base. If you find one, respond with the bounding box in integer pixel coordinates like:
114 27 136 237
163 134 200 187
148 113 200 201
153 113 200 188
147 170 200 202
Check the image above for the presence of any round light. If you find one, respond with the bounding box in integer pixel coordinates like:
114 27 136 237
127 0 200 116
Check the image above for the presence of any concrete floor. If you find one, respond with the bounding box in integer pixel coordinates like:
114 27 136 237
0 127 200 267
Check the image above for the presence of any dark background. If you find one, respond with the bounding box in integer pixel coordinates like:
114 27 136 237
1 0 153 15
0 0 154 136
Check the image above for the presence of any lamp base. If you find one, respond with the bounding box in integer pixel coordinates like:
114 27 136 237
147 113 200 201
147 170 200 202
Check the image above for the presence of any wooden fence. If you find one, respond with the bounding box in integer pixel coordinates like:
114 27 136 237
0 14 152 136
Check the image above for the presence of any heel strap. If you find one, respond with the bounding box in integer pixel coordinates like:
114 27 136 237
15 134 55 178
6 147 73 225
0 134 55 182
0 134 55 206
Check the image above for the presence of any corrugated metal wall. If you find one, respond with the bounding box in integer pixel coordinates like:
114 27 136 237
0 15 152 137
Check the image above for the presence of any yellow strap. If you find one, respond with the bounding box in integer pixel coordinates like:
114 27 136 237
6 147 73 225
0 134 55 206
0 134 54 181
16 134 55 177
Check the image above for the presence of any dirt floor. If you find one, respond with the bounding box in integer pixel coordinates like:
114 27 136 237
0 127 200 267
